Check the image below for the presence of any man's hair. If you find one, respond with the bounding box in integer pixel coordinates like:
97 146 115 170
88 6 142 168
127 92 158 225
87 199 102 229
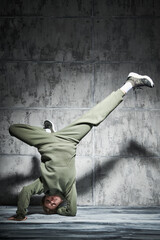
41 196 57 214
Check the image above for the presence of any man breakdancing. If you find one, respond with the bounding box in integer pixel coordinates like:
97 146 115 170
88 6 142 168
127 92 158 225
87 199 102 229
8 72 154 221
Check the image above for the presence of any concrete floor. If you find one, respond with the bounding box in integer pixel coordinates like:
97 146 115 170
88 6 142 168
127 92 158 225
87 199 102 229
0 206 160 240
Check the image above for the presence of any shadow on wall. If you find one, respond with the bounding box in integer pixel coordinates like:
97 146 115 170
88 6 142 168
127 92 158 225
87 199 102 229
77 140 158 195
0 157 41 205
0 140 158 205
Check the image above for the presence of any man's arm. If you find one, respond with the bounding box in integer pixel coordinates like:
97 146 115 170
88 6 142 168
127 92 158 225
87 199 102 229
8 178 44 221
57 182 77 216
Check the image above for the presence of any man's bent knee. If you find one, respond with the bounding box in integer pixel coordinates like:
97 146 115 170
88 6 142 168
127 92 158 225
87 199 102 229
9 124 18 136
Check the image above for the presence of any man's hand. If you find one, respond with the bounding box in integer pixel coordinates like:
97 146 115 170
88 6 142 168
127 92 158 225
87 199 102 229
8 216 27 221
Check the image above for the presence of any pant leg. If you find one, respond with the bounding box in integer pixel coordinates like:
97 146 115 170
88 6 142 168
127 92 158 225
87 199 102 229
55 89 124 143
9 124 52 147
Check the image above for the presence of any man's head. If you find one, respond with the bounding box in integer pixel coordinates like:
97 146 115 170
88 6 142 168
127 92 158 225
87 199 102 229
42 195 63 214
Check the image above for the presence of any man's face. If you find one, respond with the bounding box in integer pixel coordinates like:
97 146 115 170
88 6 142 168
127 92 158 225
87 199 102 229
44 195 63 210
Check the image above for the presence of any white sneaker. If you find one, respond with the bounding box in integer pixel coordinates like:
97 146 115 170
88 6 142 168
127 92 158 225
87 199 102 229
43 120 56 133
126 72 154 88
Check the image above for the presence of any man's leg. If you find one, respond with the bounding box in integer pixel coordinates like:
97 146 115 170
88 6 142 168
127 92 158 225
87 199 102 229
9 124 52 147
55 72 154 144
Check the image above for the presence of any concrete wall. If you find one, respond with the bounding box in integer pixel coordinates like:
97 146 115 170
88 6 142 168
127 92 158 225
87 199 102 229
0 0 160 206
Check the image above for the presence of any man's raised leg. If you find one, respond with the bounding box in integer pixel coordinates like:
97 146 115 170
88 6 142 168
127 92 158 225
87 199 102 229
55 72 154 144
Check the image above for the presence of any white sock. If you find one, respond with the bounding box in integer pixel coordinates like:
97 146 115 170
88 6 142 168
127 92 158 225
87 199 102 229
120 82 133 94
45 129 51 133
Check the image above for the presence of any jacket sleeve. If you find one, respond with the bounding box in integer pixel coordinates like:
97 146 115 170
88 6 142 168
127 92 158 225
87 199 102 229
16 178 44 219
57 182 77 216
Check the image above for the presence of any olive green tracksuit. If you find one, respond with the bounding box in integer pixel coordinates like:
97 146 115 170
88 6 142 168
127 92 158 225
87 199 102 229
9 89 124 219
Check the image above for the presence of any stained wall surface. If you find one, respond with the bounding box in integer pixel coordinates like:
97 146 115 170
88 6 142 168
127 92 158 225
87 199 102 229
0 0 160 206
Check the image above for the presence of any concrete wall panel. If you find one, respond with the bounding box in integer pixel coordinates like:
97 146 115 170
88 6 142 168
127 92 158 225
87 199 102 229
76 156 93 205
94 109 159 157
94 109 136 157
0 0 92 17
0 18 92 61
0 155 41 205
0 63 93 108
94 18 160 62
94 0 160 17
95 156 160 206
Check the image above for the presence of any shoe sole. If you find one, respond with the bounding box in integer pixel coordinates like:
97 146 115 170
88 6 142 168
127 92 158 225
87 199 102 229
128 72 154 87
